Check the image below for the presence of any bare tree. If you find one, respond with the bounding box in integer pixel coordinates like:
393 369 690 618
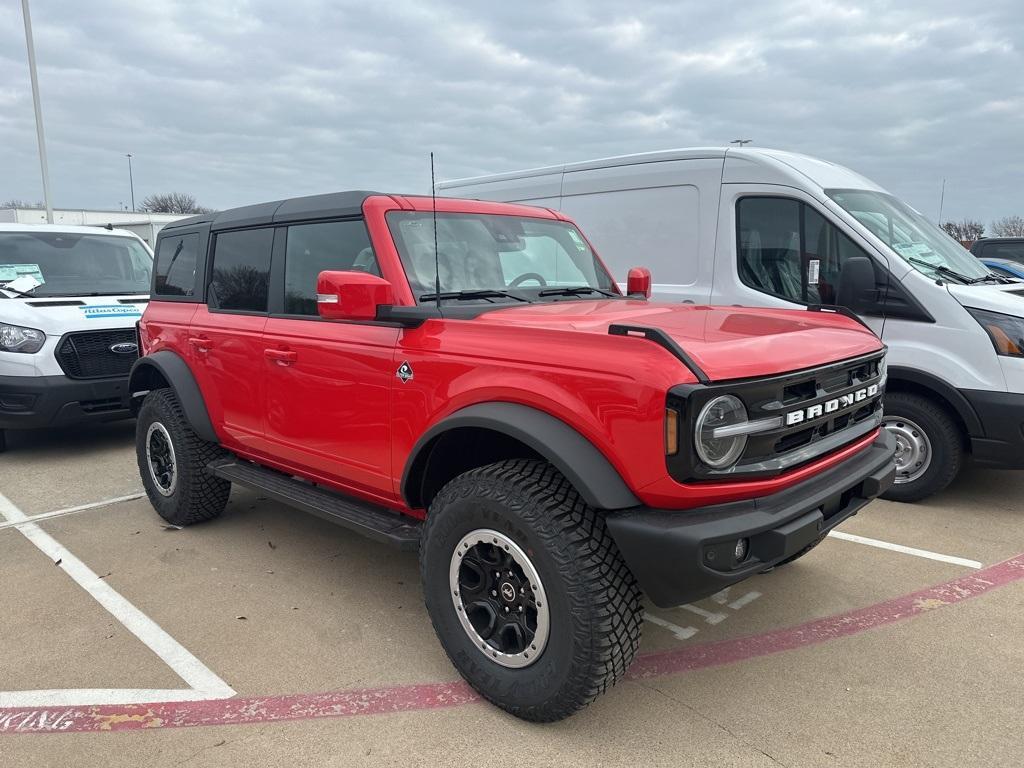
991 215 1024 238
940 219 985 242
139 192 215 214
2 199 45 209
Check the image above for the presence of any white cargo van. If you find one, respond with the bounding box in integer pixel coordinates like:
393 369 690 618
0 224 152 451
439 148 1024 501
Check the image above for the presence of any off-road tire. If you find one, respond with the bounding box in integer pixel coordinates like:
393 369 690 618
880 391 962 503
136 389 230 526
420 459 643 722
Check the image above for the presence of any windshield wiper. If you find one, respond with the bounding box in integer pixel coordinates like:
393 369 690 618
908 257 986 285
419 289 530 303
537 286 620 298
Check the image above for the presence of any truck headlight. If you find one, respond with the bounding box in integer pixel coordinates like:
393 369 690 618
695 395 748 468
0 322 46 354
966 308 1024 358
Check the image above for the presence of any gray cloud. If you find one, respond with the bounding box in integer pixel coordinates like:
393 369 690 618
1 0 1021 223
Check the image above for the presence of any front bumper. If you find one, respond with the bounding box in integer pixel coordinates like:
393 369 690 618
961 389 1024 469
606 431 896 608
0 374 131 430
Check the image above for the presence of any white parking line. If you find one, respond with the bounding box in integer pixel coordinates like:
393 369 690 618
827 530 983 569
644 613 698 640
0 490 235 708
0 492 145 532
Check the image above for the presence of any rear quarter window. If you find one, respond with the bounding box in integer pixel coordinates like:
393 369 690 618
154 233 199 297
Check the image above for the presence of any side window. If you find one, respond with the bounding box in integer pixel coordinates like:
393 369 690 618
983 242 1024 263
738 197 873 306
154 233 198 297
283 220 377 316
737 198 802 301
209 227 273 312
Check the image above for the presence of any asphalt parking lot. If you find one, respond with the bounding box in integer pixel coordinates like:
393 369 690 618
1 422 1022 767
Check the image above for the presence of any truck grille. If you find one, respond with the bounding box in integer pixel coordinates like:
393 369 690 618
55 330 139 379
667 352 886 481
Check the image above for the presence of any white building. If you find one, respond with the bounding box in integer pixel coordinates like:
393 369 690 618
0 207 189 246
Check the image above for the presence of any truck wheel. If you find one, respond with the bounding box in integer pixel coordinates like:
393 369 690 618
881 391 962 503
420 459 643 722
136 389 230 526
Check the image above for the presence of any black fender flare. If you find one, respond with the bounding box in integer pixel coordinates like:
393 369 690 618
129 350 218 443
887 366 982 437
402 402 641 511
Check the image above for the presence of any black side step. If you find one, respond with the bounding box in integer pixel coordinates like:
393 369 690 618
208 458 421 551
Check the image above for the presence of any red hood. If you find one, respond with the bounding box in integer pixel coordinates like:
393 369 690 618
475 299 882 381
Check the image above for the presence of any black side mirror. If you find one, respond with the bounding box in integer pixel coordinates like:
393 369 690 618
837 256 876 314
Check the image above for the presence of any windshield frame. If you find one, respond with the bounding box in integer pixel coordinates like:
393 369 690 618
825 188 993 285
385 210 620 305
0 231 153 298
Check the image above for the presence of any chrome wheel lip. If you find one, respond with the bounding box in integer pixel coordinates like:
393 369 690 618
449 528 550 670
145 421 177 497
883 415 932 485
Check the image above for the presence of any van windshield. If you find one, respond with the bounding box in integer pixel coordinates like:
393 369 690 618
386 212 618 303
826 189 992 284
0 231 152 297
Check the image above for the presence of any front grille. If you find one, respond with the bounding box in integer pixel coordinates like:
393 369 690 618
667 352 886 481
55 330 138 379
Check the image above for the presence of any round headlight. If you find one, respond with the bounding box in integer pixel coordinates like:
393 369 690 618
695 395 748 469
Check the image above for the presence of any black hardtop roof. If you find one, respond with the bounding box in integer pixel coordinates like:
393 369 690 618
162 190 382 232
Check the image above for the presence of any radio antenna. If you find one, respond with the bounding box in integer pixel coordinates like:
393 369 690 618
431 152 441 312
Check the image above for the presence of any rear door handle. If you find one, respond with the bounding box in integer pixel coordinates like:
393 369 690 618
188 336 212 353
264 348 297 366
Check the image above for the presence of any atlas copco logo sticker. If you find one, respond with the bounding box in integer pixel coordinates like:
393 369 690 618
396 361 414 383
784 383 880 426
79 304 142 319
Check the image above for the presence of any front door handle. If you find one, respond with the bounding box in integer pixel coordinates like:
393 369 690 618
264 348 297 366
188 336 212 354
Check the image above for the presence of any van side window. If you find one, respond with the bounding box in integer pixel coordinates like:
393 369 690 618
737 197 871 305
154 233 198 297
209 227 274 312
283 220 378 316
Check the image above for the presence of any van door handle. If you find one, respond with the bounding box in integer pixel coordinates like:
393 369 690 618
264 348 297 366
188 336 212 353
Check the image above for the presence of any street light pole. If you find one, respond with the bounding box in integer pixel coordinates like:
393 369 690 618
20 0 54 223
126 154 135 211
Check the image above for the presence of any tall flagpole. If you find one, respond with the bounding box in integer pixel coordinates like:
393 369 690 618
21 0 54 223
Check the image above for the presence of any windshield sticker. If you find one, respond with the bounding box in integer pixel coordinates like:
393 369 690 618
566 229 588 252
80 304 143 319
807 259 820 285
0 263 45 284
891 242 936 259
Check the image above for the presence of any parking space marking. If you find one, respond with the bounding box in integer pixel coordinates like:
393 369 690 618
644 613 698 640
827 530 983 569
2 552 1021 734
0 492 145 532
0 490 235 708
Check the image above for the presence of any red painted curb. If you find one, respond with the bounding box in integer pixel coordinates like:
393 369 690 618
3 554 1022 734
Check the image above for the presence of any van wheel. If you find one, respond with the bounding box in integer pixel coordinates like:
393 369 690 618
880 392 962 503
420 459 643 722
136 389 230 526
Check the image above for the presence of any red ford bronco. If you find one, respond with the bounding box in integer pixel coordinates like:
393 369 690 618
130 192 895 721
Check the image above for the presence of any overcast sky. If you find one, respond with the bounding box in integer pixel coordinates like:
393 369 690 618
1 0 1022 223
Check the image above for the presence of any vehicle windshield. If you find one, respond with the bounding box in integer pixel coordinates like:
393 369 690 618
386 212 618 303
826 189 992 284
0 231 152 297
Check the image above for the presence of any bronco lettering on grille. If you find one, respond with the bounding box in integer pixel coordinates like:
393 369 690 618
784 384 879 427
